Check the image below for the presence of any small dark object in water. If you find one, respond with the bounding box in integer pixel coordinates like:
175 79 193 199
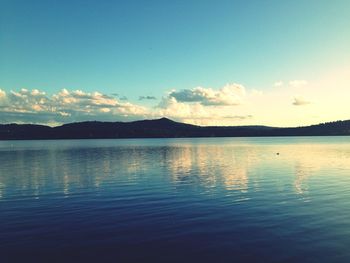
276 152 280 155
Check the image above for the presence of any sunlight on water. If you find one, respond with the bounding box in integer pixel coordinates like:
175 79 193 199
1 137 350 262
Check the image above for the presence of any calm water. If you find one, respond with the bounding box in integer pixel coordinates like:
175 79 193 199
1 137 350 262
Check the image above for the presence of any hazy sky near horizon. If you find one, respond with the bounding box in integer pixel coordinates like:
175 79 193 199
1 0 350 126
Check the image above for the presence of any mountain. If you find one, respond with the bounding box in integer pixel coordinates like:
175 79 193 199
1 118 350 140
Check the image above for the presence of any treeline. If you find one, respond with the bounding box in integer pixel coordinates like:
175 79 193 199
1 118 350 140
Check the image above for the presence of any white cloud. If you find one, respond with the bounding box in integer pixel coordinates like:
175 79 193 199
169 83 246 106
156 90 252 126
31 89 45 96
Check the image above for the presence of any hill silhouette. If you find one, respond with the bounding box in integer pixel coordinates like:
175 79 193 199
1 118 350 140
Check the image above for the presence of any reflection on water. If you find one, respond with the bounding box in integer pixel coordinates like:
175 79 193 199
0 144 259 198
1 139 350 200
1 137 350 262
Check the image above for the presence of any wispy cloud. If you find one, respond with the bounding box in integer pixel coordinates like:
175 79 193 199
273 80 308 88
273 81 283 87
289 80 308 88
139 95 157 101
292 96 311 106
110 93 128 101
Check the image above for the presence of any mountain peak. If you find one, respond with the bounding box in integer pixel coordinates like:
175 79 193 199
157 117 175 123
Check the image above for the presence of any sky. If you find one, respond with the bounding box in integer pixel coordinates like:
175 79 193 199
1 0 350 126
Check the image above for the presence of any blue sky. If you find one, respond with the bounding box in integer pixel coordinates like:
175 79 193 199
1 0 350 126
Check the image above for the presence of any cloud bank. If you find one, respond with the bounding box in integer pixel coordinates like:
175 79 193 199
0 84 253 126
0 88 148 125
3 72 348 127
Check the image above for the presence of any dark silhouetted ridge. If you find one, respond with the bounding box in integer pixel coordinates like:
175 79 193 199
1 118 350 140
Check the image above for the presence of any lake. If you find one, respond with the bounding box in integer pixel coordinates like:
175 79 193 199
1 137 350 262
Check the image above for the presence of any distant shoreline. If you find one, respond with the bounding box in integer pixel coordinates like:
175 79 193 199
1 134 350 141
1 118 350 140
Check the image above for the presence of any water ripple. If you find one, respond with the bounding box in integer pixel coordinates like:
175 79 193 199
1 137 350 262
